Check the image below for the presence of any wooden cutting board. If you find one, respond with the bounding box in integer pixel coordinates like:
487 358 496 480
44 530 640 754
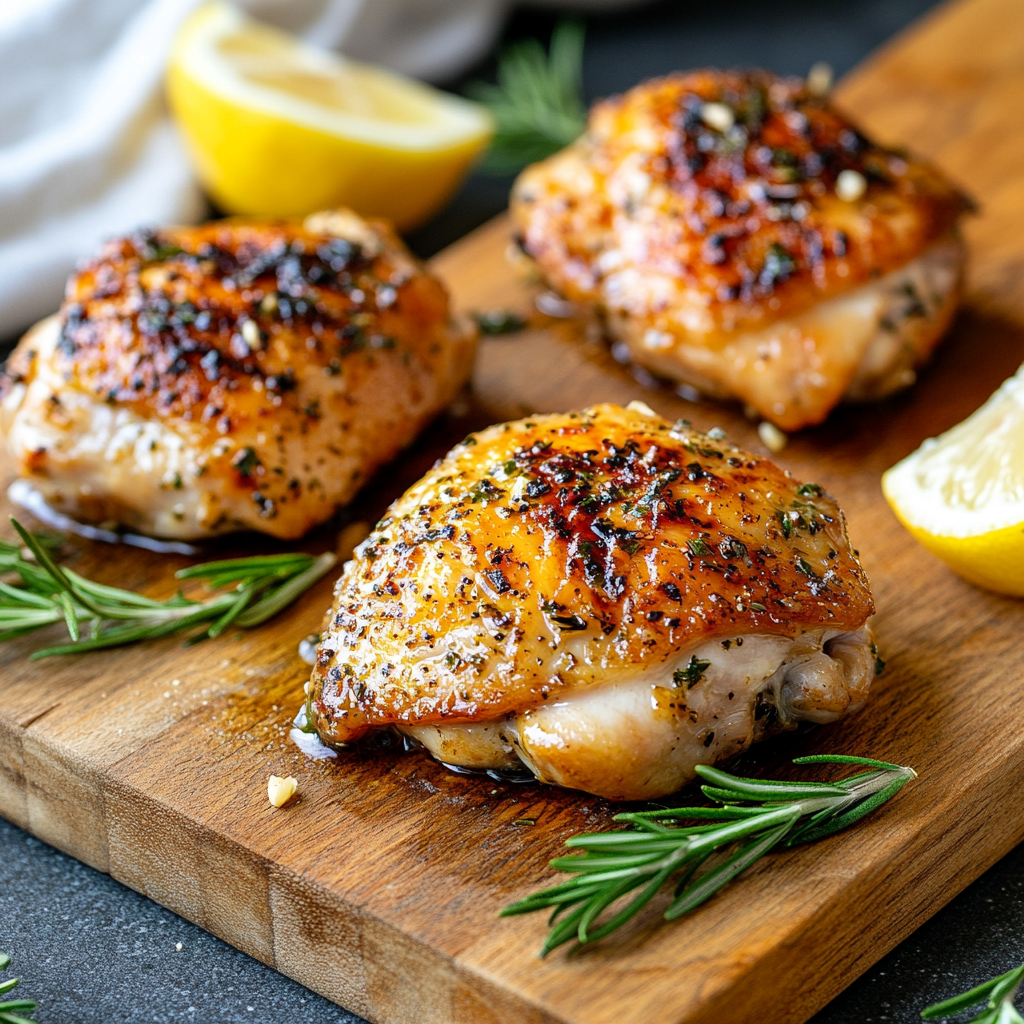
2 0 1023 1020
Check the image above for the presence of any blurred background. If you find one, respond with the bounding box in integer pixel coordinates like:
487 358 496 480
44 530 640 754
0 0 939 347
408 0 942 256
13 2 1023 1024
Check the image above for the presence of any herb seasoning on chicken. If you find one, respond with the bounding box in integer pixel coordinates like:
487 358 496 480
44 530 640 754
0 209 475 539
307 402 878 801
510 69 970 430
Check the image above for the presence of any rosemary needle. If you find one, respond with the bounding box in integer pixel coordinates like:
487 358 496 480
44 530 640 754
922 962 1024 1023
0 951 37 1024
0 519 336 659
466 20 587 174
501 754 917 956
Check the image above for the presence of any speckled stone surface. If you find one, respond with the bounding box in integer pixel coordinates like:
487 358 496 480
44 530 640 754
0 818 359 1024
9 2 1014 1022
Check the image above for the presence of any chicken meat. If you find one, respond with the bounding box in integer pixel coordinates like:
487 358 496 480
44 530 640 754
510 69 970 431
307 402 878 801
0 209 474 540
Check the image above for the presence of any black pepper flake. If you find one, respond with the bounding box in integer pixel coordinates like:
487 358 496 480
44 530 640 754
486 569 510 594
718 536 747 560
550 613 588 631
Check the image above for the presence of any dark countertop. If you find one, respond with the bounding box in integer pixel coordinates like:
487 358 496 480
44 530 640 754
5 2 1020 1022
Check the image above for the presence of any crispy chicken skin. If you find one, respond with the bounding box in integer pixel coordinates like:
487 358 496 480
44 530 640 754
510 69 970 430
308 402 877 800
0 210 475 540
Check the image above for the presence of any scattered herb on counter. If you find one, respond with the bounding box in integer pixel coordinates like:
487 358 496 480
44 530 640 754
0 519 336 659
466 20 587 174
472 309 528 335
922 961 1024 1023
0 950 38 1023
501 755 916 957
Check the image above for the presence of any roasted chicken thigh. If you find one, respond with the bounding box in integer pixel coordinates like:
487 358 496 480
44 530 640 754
0 210 474 540
510 69 970 430
308 402 877 801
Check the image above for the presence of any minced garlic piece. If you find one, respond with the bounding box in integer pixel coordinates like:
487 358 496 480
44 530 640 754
267 775 298 808
626 399 658 417
758 421 788 453
807 61 833 97
700 102 735 132
836 169 867 202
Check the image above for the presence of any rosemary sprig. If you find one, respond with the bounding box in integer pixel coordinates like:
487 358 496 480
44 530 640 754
922 962 1024 1023
0 519 336 659
502 755 916 956
467 20 587 174
0 951 37 1024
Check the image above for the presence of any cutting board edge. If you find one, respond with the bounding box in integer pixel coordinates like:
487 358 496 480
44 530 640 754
0 714 574 1024
5 706 1024 1024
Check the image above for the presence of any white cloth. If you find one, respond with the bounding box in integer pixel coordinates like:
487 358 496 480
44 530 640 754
0 0 641 340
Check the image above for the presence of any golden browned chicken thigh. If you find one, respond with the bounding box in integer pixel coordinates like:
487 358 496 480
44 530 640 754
510 70 970 430
0 210 474 540
307 402 877 800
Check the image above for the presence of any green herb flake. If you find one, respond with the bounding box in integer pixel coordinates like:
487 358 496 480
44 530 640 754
468 479 503 503
760 242 796 288
231 447 261 478
797 482 824 497
673 655 711 689
465 21 587 174
778 513 794 539
871 642 886 676
473 309 528 335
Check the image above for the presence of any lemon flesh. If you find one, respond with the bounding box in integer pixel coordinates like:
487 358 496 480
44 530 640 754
882 367 1024 595
166 2 493 229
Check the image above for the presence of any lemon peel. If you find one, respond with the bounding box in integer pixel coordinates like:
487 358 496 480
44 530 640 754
166 2 493 229
882 366 1024 595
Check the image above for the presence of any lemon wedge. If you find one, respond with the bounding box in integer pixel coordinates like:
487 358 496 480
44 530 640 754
166 2 493 229
882 365 1024 595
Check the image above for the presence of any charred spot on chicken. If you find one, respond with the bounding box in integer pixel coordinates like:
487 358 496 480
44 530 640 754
307 402 878 801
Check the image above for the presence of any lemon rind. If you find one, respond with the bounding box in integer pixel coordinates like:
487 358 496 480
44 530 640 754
881 370 1024 538
172 2 493 153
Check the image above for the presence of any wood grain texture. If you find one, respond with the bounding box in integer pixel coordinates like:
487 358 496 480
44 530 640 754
2 0 1023 1020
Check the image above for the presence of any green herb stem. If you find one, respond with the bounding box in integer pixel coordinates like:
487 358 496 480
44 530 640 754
501 755 916 956
0 952 37 1024
467 20 587 174
922 962 1024 1023
0 520 336 659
